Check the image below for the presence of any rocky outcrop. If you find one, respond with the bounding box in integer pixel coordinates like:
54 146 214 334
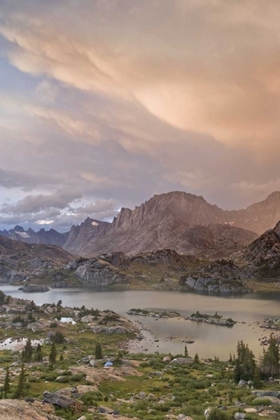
43 391 83 411
0 399 64 420
182 276 249 293
75 253 129 287
180 260 250 293
19 284 49 293
252 390 280 399
98 252 129 268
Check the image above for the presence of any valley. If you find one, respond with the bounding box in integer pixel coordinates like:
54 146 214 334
2 191 280 419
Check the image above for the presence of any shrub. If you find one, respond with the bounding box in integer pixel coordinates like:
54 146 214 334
208 408 229 420
80 391 103 406
252 398 272 406
71 373 85 382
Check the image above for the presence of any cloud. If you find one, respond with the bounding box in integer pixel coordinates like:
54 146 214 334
0 168 63 191
231 179 280 204
0 190 118 230
1 1 280 230
1 190 81 215
2 0 280 156
35 80 59 105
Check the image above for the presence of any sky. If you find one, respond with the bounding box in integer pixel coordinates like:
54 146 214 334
1 0 280 231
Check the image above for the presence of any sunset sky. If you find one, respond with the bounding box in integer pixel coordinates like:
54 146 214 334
1 0 280 231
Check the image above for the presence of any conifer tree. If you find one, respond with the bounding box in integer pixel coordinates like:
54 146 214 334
261 334 280 376
95 342 103 359
49 342 57 365
234 358 242 383
253 365 262 388
14 364 26 398
35 343 43 362
3 366 10 397
22 338 33 362
234 340 256 382
184 345 189 357
194 353 199 363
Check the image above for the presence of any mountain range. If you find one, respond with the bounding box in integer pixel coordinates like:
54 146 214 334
0 225 68 246
2 191 280 258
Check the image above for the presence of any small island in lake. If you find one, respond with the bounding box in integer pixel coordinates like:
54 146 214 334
187 311 237 327
127 308 181 318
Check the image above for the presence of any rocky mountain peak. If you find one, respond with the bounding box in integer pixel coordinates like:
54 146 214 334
14 225 24 232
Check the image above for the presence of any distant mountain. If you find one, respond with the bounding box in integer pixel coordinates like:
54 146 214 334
0 226 68 247
224 191 280 234
64 191 258 257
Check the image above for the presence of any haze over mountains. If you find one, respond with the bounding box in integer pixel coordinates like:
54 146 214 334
2 191 280 259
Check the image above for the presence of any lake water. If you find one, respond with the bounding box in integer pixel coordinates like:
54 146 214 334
1 284 279 360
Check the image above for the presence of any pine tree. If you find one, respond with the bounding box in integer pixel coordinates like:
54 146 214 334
261 334 280 376
49 342 57 365
3 367 10 397
234 341 256 382
35 343 43 362
194 353 199 363
95 342 103 359
184 345 189 357
22 338 33 362
14 364 26 398
253 365 262 388
234 358 242 383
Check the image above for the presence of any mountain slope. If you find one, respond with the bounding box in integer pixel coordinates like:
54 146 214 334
64 192 258 257
234 221 280 267
63 217 111 255
0 235 74 284
224 191 280 234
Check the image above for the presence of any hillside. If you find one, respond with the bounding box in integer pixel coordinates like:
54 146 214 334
232 221 280 279
0 235 74 285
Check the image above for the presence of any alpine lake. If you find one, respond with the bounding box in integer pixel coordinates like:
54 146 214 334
1 284 279 360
